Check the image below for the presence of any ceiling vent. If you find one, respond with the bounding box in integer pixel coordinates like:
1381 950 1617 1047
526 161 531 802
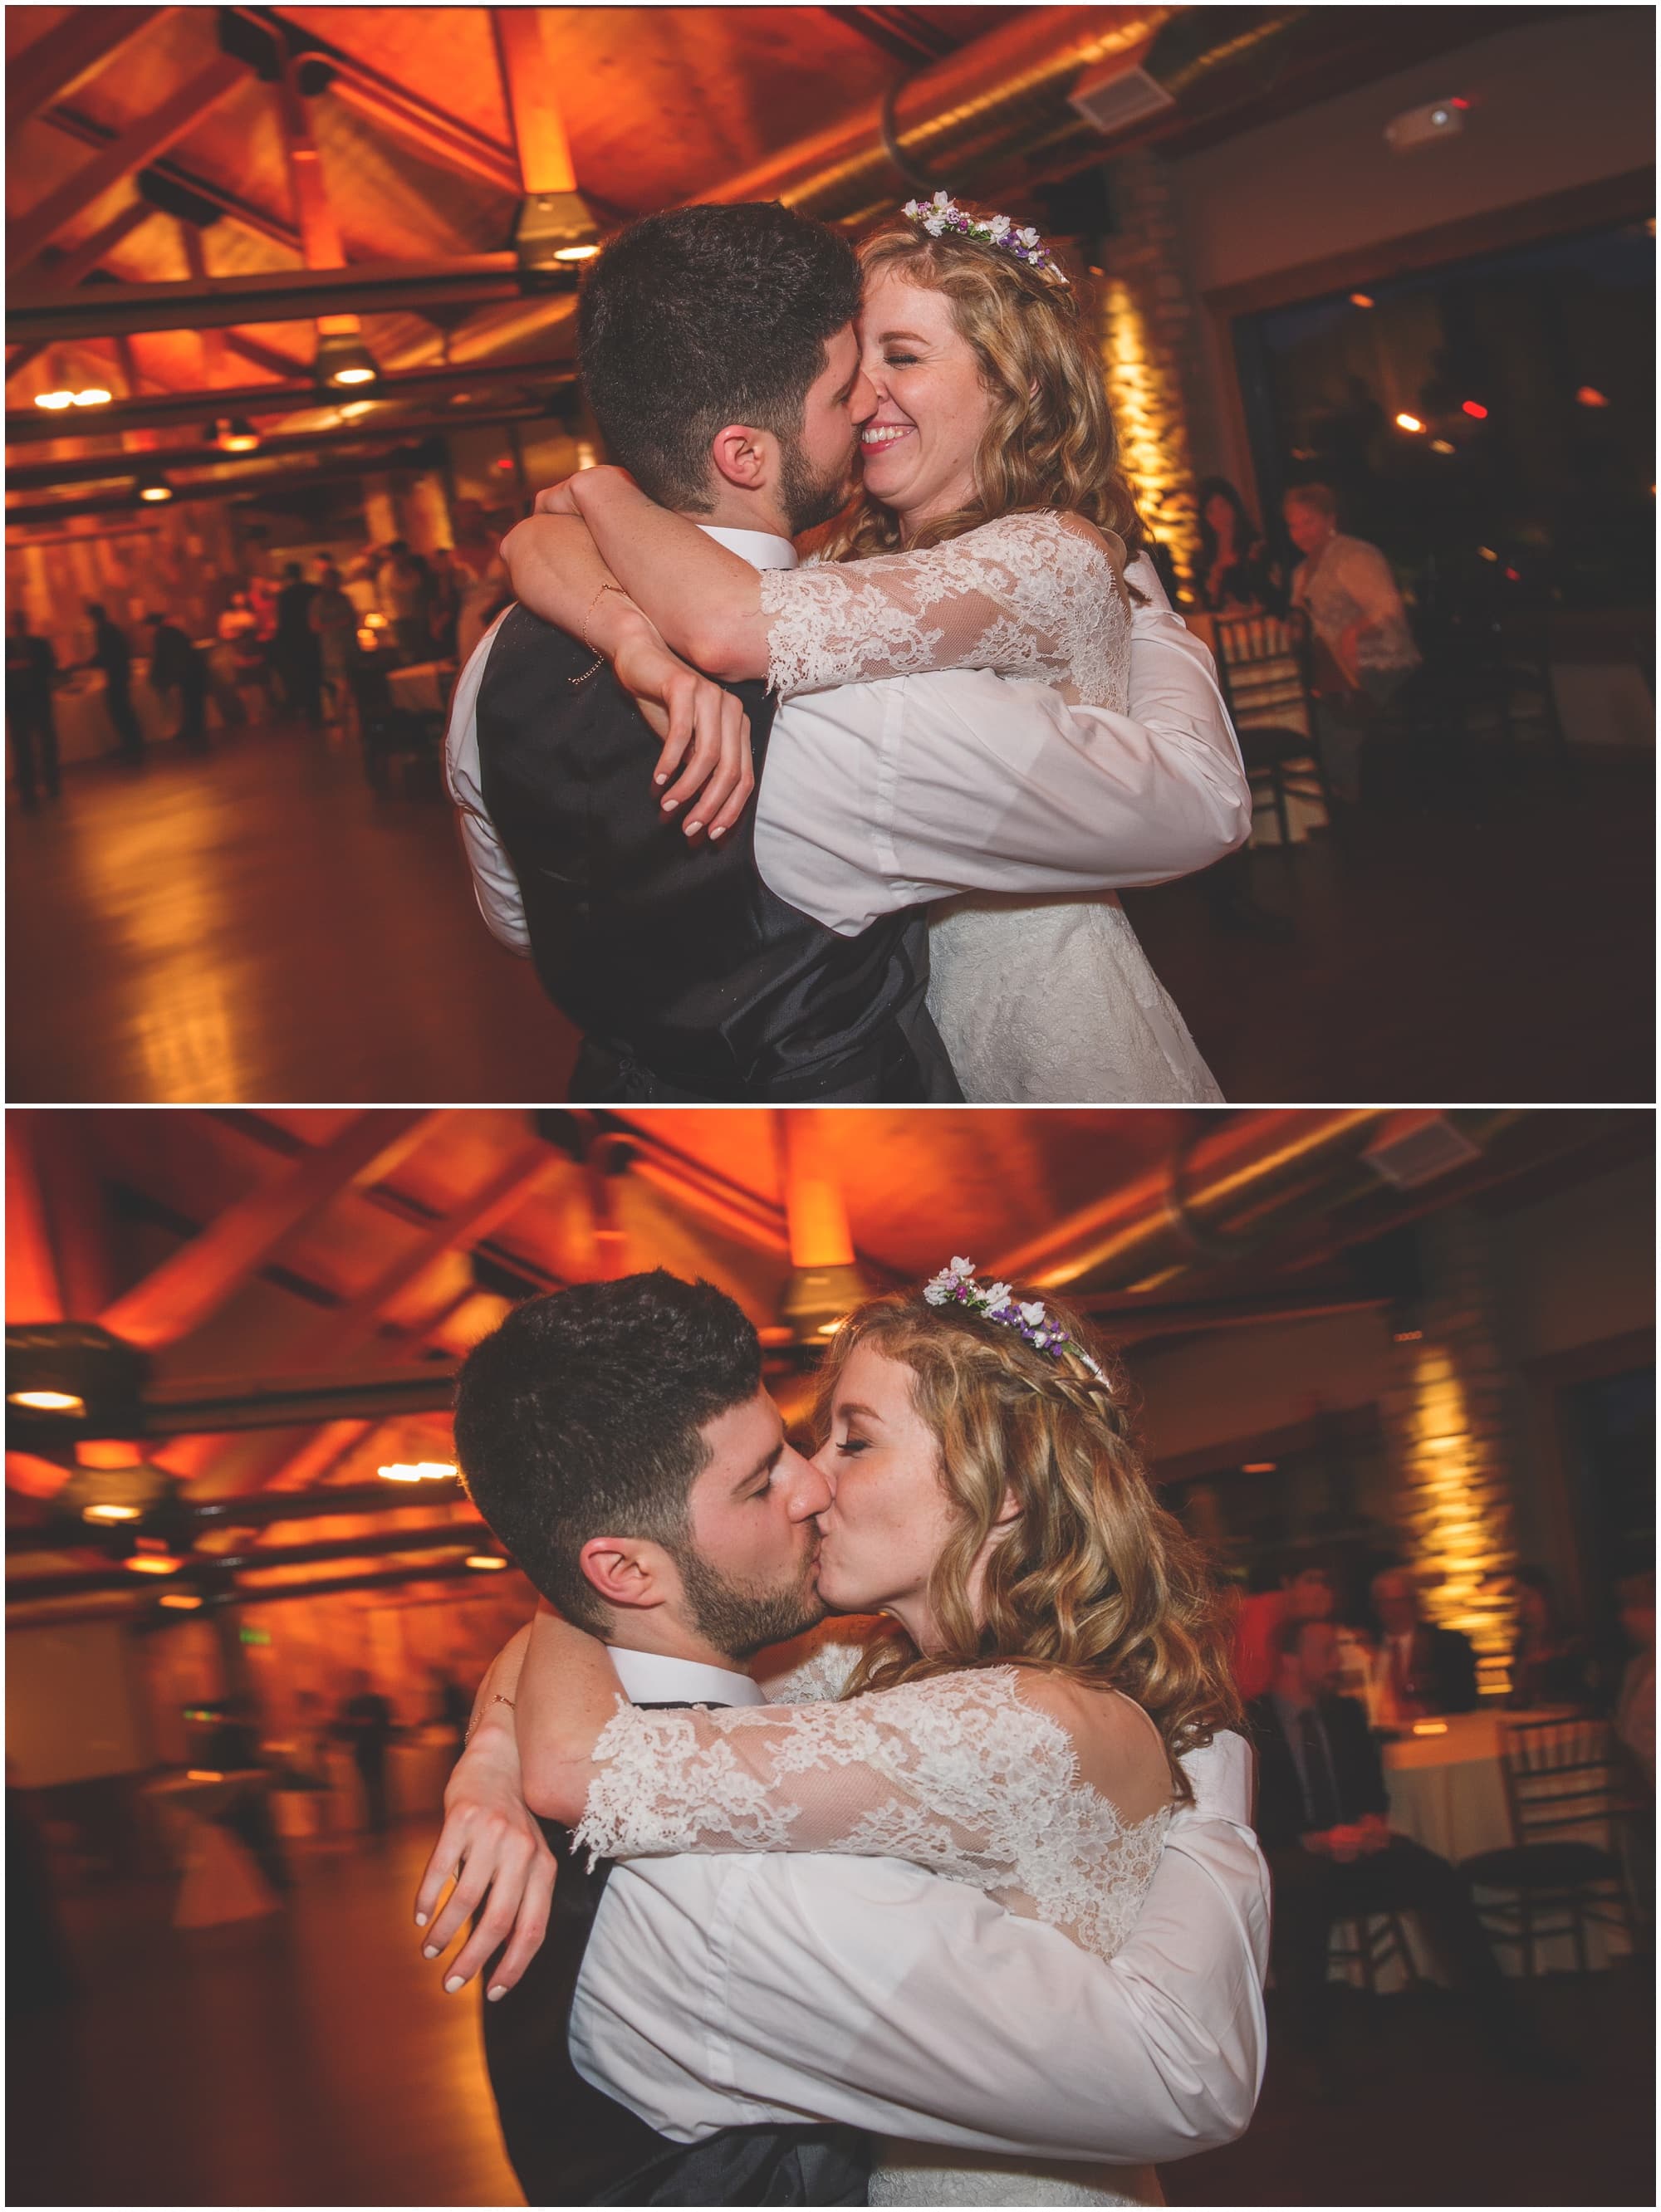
1067 65 1176 137
1362 1114 1484 1192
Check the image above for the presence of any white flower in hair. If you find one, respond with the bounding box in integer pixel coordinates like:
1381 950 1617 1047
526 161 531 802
987 213 1011 240
1017 227 1041 247
1019 1300 1046 1326
982 1280 1013 1312
948 1256 976 1279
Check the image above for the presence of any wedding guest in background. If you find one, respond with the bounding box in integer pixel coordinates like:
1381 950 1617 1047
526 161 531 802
1250 1615 1553 2085
274 562 323 726
428 546 462 658
310 563 360 725
85 599 144 763
1369 1565 1478 1720
1193 477 1283 614
7 609 61 810
218 589 269 725
1507 1565 1599 1709
1284 482 1421 807
146 612 209 752
337 1671 395 1838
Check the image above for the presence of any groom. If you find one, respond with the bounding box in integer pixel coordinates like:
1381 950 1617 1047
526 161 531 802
447 201 1248 1103
426 1273 1269 2205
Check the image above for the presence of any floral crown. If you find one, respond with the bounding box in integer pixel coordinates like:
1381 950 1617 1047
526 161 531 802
922 1258 1108 1382
900 192 1067 284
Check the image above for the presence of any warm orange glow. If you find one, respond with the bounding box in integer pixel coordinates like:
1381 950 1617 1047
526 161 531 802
378 1461 457 1482
33 390 76 410
465 1554 509 1571
1394 414 1424 433
333 365 376 385
8 1389 84 1412
71 387 113 407
1241 1461 1276 1474
1430 440 1455 454
1411 1720 1448 1736
159 1593 203 1609
1575 386 1610 409
186 1769 225 1781
83 1504 141 1523
1349 292 1375 308
139 483 174 503
553 243 601 262
125 1554 183 1575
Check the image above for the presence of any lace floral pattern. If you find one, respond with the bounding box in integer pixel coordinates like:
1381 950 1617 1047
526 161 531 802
574 1667 1171 1961
759 511 1130 709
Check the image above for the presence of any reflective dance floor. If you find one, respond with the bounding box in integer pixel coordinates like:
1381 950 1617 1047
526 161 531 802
7 723 1653 1104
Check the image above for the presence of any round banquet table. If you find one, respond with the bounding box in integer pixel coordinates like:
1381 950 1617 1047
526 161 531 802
1360 1707 1634 1980
385 660 456 717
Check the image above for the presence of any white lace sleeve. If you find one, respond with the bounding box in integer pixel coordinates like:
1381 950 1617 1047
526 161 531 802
758 511 1128 707
572 1666 1173 1960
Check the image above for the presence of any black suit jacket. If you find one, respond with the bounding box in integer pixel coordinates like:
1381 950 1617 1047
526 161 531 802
1247 1690 1389 1852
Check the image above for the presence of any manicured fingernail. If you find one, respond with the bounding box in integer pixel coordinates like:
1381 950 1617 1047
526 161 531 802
685 820 703 835
444 1975 465 1994
708 825 725 839
654 773 668 786
423 1945 440 1959
487 1984 507 2003
662 797 679 812
414 1912 428 1927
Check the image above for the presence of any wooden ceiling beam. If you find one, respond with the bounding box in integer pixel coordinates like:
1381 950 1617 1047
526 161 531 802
33 110 307 256
6 7 174 135
8 54 251 278
97 1110 438 1351
20 203 159 296
491 9 578 195
285 1146 557 1367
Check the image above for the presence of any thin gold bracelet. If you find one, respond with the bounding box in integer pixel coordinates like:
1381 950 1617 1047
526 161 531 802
569 580 627 688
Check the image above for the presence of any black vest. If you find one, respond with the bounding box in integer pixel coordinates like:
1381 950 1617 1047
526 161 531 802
483 1701 870 2208
476 604 959 1103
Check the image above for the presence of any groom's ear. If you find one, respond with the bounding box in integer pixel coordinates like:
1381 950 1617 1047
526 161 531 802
578 1534 674 1613
708 422 774 493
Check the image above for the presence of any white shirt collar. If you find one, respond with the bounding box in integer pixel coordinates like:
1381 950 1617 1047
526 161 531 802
698 522 798 572
607 1646 764 1708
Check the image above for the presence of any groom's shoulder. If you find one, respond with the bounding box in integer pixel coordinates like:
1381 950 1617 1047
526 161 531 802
484 599 589 679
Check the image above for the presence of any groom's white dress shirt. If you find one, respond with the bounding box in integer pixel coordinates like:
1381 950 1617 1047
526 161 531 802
564 1647 1268 2175
445 529 1248 947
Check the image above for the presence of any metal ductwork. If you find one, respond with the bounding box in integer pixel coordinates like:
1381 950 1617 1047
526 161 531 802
989 1110 1521 1296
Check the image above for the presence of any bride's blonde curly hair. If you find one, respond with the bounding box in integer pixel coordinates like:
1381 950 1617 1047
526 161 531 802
817 220 1146 565
817 1285 1242 1798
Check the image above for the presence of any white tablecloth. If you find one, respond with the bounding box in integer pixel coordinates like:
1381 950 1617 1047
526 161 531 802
386 662 456 716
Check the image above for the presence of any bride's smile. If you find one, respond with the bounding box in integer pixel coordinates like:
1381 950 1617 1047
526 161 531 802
855 268 996 538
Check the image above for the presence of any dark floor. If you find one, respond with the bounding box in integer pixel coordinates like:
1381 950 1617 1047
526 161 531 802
7 1821 1654 2208
7 727 1653 1104
1126 748 1654 1104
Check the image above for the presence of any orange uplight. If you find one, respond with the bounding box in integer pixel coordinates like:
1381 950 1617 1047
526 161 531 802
1350 292 1375 309
1242 1461 1277 1475
186 1769 225 1782
159 1593 203 1610
1394 414 1424 433
125 1554 183 1575
1576 386 1610 408
1411 1720 1448 1736
1461 401 1488 419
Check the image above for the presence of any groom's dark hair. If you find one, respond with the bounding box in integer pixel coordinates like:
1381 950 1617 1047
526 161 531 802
453 1270 762 1632
578 202 862 511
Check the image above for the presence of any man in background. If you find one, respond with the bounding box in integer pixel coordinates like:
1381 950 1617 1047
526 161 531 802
7 609 61 809
85 600 144 762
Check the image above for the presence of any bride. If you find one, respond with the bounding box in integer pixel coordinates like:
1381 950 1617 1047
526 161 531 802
431 1267 1242 2206
499 197 1223 1106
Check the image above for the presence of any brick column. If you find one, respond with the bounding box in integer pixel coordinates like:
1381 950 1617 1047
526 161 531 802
1098 147 1218 590
1380 1206 1523 1696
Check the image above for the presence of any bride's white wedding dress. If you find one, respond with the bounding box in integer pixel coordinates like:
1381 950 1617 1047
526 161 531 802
758 511 1222 1104
573 1646 1174 2206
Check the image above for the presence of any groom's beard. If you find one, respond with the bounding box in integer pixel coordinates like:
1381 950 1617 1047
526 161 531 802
777 433 854 538
675 1540 826 1661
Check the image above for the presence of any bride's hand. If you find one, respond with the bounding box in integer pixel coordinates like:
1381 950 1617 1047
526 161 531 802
414 1730 558 1999
611 624 755 839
